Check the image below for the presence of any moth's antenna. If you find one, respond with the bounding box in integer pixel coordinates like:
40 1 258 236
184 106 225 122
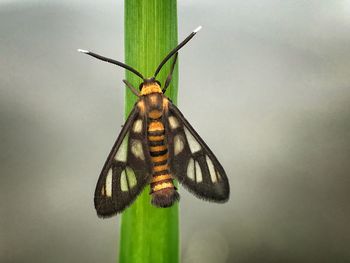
154 26 202 78
77 49 144 80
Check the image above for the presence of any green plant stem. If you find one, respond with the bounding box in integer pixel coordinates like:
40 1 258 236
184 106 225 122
119 1 179 263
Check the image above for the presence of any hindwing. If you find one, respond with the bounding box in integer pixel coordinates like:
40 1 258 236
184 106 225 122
165 101 229 202
94 106 152 217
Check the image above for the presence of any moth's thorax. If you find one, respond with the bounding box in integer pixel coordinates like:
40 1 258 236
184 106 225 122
137 92 169 120
140 82 162 96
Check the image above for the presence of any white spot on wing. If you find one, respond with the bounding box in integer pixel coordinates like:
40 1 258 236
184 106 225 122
206 155 217 183
184 128 201 153
115 134 128 162
216 170 221 181
131 139 145 160
187 158 195 181
133 119 142 133
195 161 203 183
168 116 180 129
106 169 113 197
121 167 137 192
174 135 184 155
120 170 128 192
126 167 137 188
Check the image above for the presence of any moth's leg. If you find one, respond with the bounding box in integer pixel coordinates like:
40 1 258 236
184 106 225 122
123 79 140 97
162 53 178 94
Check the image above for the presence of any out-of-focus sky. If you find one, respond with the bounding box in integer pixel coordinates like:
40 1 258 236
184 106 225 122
1 1 350 262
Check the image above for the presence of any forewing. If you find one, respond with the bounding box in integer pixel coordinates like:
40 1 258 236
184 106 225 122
94 106 152 217
165 101 229 202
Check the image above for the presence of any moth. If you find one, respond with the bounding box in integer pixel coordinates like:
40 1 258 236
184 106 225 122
78 26 229 217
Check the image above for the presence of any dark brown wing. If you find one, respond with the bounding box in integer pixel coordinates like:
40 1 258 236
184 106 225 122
94 106 152 217
164 101 229 202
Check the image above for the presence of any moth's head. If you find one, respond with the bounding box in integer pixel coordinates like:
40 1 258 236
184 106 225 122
139 77 162 96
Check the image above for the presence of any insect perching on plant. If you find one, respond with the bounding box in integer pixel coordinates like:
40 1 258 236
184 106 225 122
78 26 229 217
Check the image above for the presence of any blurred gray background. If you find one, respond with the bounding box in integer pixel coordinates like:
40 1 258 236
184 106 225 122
1 0 350 262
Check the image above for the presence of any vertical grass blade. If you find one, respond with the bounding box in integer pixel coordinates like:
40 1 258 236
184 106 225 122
119 0 179 263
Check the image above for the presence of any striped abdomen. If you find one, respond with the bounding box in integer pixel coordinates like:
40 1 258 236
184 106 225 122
147 109 179 207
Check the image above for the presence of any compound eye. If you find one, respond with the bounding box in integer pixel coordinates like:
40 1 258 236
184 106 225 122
139 83 144 91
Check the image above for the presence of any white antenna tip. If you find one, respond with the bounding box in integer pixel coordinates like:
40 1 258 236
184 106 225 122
193 26 202 33
77 49 88 53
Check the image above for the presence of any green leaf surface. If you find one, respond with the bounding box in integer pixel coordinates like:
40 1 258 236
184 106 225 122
120 0 179 262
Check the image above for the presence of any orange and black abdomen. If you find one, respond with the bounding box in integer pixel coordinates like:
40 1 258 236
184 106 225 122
145 94 179 207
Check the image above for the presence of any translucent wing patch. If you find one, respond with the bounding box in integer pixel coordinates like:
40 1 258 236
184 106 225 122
94 107 152 217
120 166 137 191
184 127 201 153
186 158 203 183
165 102 229 202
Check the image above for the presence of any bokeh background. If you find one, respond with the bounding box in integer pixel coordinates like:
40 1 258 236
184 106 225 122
1 0 350 262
